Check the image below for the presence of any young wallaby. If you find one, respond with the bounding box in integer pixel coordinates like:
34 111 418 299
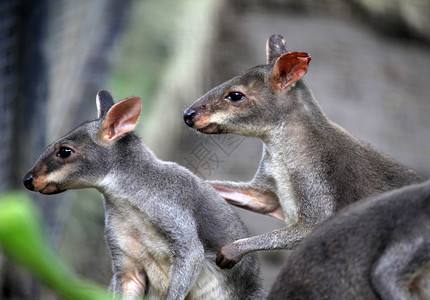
23 91 265 300
183 34 424 269
267 180 430 300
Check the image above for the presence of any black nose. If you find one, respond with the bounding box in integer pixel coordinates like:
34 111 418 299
183 109 196 127
23 172 34 190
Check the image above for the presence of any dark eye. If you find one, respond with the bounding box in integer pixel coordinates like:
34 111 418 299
226 92 245 102
56 147 74 159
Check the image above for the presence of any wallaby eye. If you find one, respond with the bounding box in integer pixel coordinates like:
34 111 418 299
226 92 245 102
56 147 74 159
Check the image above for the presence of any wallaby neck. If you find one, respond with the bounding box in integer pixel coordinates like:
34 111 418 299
261 81 330 149
96 133 158 201
258 81 340 219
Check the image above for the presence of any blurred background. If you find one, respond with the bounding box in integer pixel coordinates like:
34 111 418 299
1 0 430 298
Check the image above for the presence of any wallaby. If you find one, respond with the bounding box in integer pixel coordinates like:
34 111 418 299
183 34 424 269
267 180 430 300
23 91 265 300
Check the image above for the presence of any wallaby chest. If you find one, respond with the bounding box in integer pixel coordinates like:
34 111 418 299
105 198 173 297
263 130 337 224
260 148 299 224
104 195 235 300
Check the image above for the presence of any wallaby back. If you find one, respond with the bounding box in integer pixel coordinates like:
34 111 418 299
23 91 265 300
183 34 424 269
268 180 430 299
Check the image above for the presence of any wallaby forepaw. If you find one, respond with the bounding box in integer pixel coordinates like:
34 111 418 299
216 251 236 269
216 246 242 269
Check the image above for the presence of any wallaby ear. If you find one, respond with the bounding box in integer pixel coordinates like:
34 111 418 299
270 52 311 91
266 34 288 64
96 90 115 118
100 96 142 142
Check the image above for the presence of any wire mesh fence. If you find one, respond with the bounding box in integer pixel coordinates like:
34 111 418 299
0 0 18 194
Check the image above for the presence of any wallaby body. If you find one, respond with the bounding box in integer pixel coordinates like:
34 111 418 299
268 180 430 300
183 34 423 268
23 91 265 300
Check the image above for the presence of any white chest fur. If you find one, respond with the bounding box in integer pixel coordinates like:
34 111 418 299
108 202 173 298
106 200 232 300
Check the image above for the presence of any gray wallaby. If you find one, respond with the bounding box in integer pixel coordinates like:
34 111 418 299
23 91 265 300
268 180 430 300
183 34 424 269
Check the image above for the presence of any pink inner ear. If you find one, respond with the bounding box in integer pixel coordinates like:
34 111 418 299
272 52 311 90
101 97 142 141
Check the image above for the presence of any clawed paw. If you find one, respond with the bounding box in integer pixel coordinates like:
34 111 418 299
216 246 242 269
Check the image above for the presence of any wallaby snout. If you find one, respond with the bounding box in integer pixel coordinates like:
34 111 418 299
23 172 34 190
23 169 63 195
183 103 221 134
23 163 66 195
183 108 197 127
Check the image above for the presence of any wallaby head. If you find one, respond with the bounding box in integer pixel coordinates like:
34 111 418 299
183 34 311 137
23 90 142 194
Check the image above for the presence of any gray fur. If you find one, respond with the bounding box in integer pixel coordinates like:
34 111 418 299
268 180 430 300
23 91 265 300
97 89 115 118
183 34 424 269
266 34 287 64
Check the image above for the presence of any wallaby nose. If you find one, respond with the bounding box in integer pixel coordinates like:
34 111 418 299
183 109 196 127
23 172 35 191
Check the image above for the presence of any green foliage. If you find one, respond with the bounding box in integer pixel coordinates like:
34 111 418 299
0 192 118 300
